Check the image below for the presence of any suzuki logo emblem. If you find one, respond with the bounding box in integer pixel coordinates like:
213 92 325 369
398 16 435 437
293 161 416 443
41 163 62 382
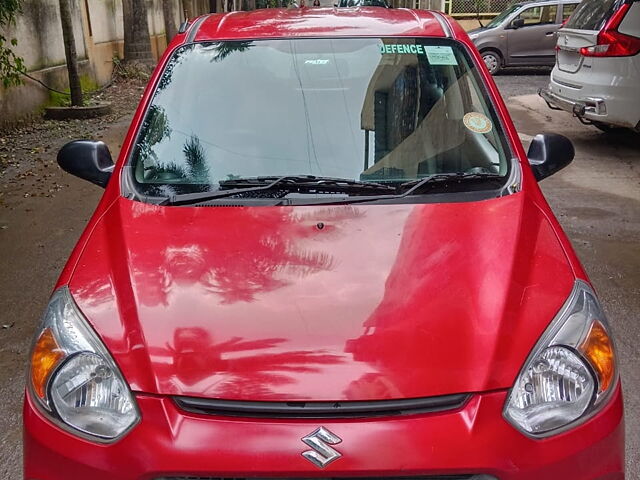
301 427 342 468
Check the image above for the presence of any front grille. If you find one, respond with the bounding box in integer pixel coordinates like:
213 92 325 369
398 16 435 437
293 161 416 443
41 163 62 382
157 476 497 480
173 393 471 419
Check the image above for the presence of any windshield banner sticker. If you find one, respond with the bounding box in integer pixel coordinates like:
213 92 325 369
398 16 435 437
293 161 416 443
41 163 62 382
380 44 459 66
380 44 425 55
463 112 493 134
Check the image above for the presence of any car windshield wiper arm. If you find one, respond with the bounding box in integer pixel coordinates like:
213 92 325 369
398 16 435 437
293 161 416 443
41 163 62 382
398 172 503 193
160 175 396 206
293 172 505 206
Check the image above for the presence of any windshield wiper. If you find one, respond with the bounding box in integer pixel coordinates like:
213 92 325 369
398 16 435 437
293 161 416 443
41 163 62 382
160 175 396 206
293 172 505 206
398 172 503 192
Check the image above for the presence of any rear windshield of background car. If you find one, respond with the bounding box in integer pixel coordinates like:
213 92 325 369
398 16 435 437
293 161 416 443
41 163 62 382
564 0 625 30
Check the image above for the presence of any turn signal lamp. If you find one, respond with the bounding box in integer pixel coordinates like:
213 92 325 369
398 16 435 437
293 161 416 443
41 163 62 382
30 328 65 400
580 320 615 393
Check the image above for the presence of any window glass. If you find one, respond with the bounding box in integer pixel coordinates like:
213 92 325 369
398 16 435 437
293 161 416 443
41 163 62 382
485 5 520 28
562 3 578 21
129 39 511 198
516 5 559 25
565 0 624 30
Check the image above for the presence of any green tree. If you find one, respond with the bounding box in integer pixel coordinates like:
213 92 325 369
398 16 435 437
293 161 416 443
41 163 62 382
183 135 210 182
0 0 25 88
162 0 178 43
138 104 172 163
122 0 154 65
210 41 253 63
58 0 83 106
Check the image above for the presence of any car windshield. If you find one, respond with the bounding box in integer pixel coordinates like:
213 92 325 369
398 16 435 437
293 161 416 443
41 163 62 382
564 0 624 30
129 38 511 200
339 0 389 6
485 5 521 28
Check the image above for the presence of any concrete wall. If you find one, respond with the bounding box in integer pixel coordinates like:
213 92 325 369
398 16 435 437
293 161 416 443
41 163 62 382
0 0 203 126
5 0 87 72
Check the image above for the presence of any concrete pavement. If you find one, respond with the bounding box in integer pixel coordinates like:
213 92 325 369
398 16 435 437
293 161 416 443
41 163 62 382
506 92 639 476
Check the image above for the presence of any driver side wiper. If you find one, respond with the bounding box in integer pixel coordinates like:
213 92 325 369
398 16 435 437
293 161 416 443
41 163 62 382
159 175 396 206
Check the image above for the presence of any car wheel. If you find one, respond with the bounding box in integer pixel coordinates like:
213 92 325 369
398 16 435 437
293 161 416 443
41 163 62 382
482 51 501 75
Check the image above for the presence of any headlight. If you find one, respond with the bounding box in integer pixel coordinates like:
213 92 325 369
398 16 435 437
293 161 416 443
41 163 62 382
504 280 617 437
28 287 139 441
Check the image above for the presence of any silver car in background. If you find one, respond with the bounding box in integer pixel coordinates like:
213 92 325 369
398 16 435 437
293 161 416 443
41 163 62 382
540 0 640 132
469 0 580 74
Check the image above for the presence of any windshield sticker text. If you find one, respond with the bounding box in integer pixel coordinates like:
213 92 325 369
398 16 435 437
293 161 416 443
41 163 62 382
380 44 425 55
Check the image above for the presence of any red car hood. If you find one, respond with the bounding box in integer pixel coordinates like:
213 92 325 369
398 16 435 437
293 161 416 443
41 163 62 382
69 194 574 401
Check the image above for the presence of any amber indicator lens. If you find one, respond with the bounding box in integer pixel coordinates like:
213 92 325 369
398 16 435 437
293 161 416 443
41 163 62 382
580 320 615 393
30 328 65 400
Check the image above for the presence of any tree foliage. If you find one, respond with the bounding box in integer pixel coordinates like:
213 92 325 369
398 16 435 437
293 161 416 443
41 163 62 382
0 0 25 88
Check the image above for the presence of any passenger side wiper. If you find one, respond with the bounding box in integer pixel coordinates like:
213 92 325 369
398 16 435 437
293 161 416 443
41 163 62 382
160 175 396 206
294 172 505 206
398 172 504 192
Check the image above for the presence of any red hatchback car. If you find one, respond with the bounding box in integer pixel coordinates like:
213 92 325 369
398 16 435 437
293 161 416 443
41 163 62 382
24 7 624 480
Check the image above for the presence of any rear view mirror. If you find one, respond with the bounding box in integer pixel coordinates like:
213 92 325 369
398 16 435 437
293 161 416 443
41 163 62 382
510 18 525 29
527 134 574 181
57 140 115 188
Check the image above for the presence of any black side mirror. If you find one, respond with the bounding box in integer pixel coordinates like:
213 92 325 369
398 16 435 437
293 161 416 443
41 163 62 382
510 18 525 29
527 133 574 181
57 140 114 188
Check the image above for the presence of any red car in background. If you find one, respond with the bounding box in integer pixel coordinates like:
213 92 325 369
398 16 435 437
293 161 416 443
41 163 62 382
24 7 624 480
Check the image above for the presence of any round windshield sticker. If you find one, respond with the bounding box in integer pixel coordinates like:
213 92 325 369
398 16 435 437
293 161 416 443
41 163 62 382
463 112 493 134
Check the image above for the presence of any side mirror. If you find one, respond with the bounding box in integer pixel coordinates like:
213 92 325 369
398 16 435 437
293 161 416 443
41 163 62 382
510 18 525 29
57 140 115 188
527 133 574 181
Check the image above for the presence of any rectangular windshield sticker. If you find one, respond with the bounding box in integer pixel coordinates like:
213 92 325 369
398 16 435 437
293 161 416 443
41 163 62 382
424 46 458 65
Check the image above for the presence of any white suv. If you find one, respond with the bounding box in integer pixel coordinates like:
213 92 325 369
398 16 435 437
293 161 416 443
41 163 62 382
540 0 640 132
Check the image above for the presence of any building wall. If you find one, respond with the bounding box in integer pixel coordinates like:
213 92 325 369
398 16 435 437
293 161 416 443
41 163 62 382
0 0 205 126
6 0 87 71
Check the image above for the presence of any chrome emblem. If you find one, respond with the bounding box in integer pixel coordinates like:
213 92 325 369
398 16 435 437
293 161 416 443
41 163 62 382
301 427 342 468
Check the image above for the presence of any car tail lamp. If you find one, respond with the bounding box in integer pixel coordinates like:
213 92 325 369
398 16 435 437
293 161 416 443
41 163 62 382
27 287 139 441
580 3 640 57
504 281 618 437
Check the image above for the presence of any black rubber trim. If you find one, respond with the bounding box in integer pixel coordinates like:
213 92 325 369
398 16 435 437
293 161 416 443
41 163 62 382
186 15 210 43
174 393 470 419
178 20 190 34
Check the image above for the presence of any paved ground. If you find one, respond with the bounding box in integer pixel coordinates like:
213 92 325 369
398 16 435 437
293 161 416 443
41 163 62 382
0 72 637 478
493 67 552 98
499 71 639 475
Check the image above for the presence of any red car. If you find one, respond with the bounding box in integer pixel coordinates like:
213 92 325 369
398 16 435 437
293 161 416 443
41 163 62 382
24 7 624 480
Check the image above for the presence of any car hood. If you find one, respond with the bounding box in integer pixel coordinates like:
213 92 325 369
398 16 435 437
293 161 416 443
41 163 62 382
468 27 489 36
69 194 575 401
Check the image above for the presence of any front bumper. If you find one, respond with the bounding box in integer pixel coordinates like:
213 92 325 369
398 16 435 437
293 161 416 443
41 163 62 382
24 388 625 480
